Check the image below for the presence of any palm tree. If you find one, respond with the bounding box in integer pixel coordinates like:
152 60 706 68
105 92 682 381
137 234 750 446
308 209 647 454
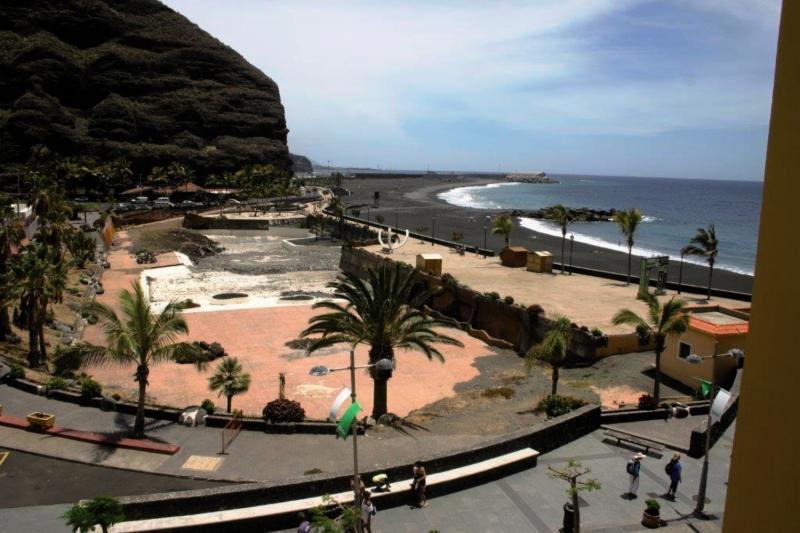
612 293 689 403
208 357 251 413
0 195 25 338
12 243 70 367
75 283 201 437
300 265 463 419
525 315 572 395
682 224 719 299
491 214 514 247
551 204 572 274
613 208 643 285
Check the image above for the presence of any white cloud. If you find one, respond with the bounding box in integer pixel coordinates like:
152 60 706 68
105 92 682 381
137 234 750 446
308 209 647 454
163 0 779 174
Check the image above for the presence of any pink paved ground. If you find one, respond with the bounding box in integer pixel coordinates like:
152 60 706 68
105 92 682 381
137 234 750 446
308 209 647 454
87 305 494 418
84 230 500 418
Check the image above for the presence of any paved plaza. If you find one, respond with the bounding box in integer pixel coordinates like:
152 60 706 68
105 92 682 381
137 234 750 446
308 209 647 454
367 240 746 334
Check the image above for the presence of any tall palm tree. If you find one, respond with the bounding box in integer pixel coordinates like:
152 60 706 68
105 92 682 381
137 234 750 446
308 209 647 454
0 195 25 338
208 357 251 413
491 214 514 247
75 283 201 437
300 265 463 419
525 315 572 395
551 204 572 274
12 244 70 367
683 224 719 300
612 293 689 403
613 208 643 285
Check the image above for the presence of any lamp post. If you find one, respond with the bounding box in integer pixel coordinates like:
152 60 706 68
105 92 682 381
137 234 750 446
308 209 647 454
310 354 394 532
431 217 436 246
569 235 575 275
395 212 399 229
678 252 685 294
483 225 488 258
684 348 744 518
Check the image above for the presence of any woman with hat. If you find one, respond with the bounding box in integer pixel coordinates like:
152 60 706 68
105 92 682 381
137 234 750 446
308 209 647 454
626 452 645 499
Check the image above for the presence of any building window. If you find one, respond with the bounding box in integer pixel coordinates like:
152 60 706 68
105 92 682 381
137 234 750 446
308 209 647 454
679 342 692 359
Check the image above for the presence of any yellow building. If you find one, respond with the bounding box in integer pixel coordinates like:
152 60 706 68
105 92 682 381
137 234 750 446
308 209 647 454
662 306 748 392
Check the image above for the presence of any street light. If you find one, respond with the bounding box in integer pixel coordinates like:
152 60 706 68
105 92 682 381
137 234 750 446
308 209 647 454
431 217 436 246
678 251 685 294
309 352 394 531
483 225 488 258
569 235 575 275
684 348 744 518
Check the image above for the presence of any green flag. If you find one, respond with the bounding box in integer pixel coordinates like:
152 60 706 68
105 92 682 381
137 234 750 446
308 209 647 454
336 401 362 440
700 380 712 399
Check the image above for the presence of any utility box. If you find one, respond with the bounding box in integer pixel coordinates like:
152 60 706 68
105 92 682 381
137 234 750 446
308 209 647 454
527 250 553 273
416 253 443 276
500 246 528 267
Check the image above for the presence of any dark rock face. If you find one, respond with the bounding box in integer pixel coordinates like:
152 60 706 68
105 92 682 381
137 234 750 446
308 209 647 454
0 0 291 183
289 153 313 174
511 206 617 222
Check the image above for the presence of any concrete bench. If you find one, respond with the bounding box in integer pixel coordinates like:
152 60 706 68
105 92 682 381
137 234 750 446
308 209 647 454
603 429 665 456
110 447 539 532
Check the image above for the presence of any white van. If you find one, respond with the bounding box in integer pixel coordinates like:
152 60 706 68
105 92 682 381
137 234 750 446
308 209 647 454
154 197 173 208
132 196 149 205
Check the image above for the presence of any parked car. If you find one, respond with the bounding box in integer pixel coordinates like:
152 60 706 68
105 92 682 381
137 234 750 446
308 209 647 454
154 197 173 208
115 202 133 212
74 196 89 202
132 196 149 205
180 200 204 208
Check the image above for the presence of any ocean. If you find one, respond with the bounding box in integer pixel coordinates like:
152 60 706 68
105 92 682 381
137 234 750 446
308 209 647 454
438 174 763 276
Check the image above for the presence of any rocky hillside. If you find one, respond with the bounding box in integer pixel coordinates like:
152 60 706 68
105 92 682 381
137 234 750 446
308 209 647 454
289 153 313 174
0 0 291 185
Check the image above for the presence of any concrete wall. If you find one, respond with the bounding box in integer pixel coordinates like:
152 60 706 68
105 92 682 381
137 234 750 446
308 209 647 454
183 213 271 230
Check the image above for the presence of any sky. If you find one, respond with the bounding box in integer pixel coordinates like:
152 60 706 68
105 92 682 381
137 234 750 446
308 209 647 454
162 0 781 180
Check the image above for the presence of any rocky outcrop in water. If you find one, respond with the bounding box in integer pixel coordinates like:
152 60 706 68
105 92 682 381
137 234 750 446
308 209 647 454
511 206 617 222
505 172 559 184
0 0 291 186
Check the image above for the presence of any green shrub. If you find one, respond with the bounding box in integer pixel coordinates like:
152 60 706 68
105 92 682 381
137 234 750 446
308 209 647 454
441 273 459 287
86 314 99 325
201 398 216 414
504 295 515 305
645 499 661 512
536 394 587 417
53 346 85 377
527 304 544 315
112 393 122 401
46 376 69 391
638 394 658 410
9 363 25 380
263 398 305 423
81 378 103 399
485 291 501 300
590 327 609 347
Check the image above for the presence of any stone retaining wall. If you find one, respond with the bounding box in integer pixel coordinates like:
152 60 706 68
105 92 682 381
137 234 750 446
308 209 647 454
183 213 271 230
340 246 639 359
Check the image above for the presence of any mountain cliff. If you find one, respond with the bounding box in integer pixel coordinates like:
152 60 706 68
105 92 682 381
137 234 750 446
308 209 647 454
0 0 291 184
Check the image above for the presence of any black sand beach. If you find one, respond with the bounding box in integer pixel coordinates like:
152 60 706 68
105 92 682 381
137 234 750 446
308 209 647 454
342 174 754 295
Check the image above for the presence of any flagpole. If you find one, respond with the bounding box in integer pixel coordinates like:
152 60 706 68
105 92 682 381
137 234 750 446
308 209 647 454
350 349 362 533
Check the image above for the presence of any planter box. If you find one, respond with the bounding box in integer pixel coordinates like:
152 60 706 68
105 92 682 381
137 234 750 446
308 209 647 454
27 412 55 430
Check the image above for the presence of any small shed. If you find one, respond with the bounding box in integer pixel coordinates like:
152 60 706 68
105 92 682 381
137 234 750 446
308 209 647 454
527 251 553 273
500 246 528 268
416 253 443 276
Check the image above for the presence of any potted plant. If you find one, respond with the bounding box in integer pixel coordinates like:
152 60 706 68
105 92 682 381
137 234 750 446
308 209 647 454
27 412 56 430
642 498 661 528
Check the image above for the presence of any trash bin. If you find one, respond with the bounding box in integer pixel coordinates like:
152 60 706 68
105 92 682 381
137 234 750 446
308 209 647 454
563 502 575 532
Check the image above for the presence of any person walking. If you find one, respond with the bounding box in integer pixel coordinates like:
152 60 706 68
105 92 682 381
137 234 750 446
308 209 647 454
665 454 682 500
411 461 428 508
361 491 376 532
626 453 645 499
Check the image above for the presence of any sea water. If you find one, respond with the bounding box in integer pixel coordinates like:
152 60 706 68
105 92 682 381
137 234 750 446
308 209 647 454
438 174 762 276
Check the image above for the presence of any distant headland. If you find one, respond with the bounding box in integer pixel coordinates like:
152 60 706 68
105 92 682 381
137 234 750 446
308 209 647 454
505 172 559 184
